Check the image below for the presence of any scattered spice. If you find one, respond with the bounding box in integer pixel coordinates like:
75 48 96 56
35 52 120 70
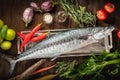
56 11 68 23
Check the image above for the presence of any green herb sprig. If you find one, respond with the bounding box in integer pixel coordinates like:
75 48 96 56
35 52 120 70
56 51 120 80
59 0 96 27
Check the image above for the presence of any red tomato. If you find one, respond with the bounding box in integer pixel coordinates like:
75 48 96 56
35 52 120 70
97 9 108 20
117 30 120 39
104 2 115 13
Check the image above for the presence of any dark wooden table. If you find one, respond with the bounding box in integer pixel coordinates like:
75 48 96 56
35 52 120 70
0 0 120 80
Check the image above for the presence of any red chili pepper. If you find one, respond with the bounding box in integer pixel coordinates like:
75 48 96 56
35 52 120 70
17 31 48 42
30 32 49 42
17 32 25 39
32 64 56 75
20 23 42 52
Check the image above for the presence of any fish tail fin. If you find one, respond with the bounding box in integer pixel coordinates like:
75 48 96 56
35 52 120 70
9 59 17 76
0 53 17 76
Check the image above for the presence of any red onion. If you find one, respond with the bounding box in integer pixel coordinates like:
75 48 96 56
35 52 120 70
40 1 54 12
23 8 33 27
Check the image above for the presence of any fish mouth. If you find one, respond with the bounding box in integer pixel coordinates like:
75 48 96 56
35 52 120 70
93 26 115 40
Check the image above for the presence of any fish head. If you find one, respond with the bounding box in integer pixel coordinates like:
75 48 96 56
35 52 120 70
93 26 115 40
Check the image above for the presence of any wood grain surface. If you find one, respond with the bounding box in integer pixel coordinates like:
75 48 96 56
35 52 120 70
0 0 120 80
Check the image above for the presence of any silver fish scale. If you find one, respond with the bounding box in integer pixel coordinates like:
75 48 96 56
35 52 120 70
33 28 89 47
16 27 105 62
30 27 103 49
17 35 74 58
16 35 86 62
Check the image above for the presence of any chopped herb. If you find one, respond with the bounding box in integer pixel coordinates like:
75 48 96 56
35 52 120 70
56 51 120 80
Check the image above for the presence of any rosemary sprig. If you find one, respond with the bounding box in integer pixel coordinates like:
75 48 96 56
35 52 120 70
59 0 96 27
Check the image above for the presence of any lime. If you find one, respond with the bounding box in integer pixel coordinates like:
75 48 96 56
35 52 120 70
0 41 12 50
0 38 3 43
5 29 16 41
0 19 4 29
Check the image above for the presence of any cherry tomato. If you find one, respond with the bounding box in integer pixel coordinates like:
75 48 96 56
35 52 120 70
117 30 120 39
97 9 108 20
104 2 115 13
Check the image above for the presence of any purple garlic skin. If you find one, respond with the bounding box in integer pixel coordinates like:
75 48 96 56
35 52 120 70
30 2 41 12
23 8 33 27
40 1 53 12
30 2 39 10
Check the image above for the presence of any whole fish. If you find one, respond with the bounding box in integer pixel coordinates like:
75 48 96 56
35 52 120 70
0 26 114 75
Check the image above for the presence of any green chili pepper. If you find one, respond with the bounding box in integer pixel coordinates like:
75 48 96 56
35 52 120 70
0 25 8 39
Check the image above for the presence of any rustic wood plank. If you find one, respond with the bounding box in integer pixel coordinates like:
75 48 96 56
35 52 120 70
0 0 120 80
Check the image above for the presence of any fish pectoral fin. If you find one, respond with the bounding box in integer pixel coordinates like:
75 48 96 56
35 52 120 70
50 56 58 61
